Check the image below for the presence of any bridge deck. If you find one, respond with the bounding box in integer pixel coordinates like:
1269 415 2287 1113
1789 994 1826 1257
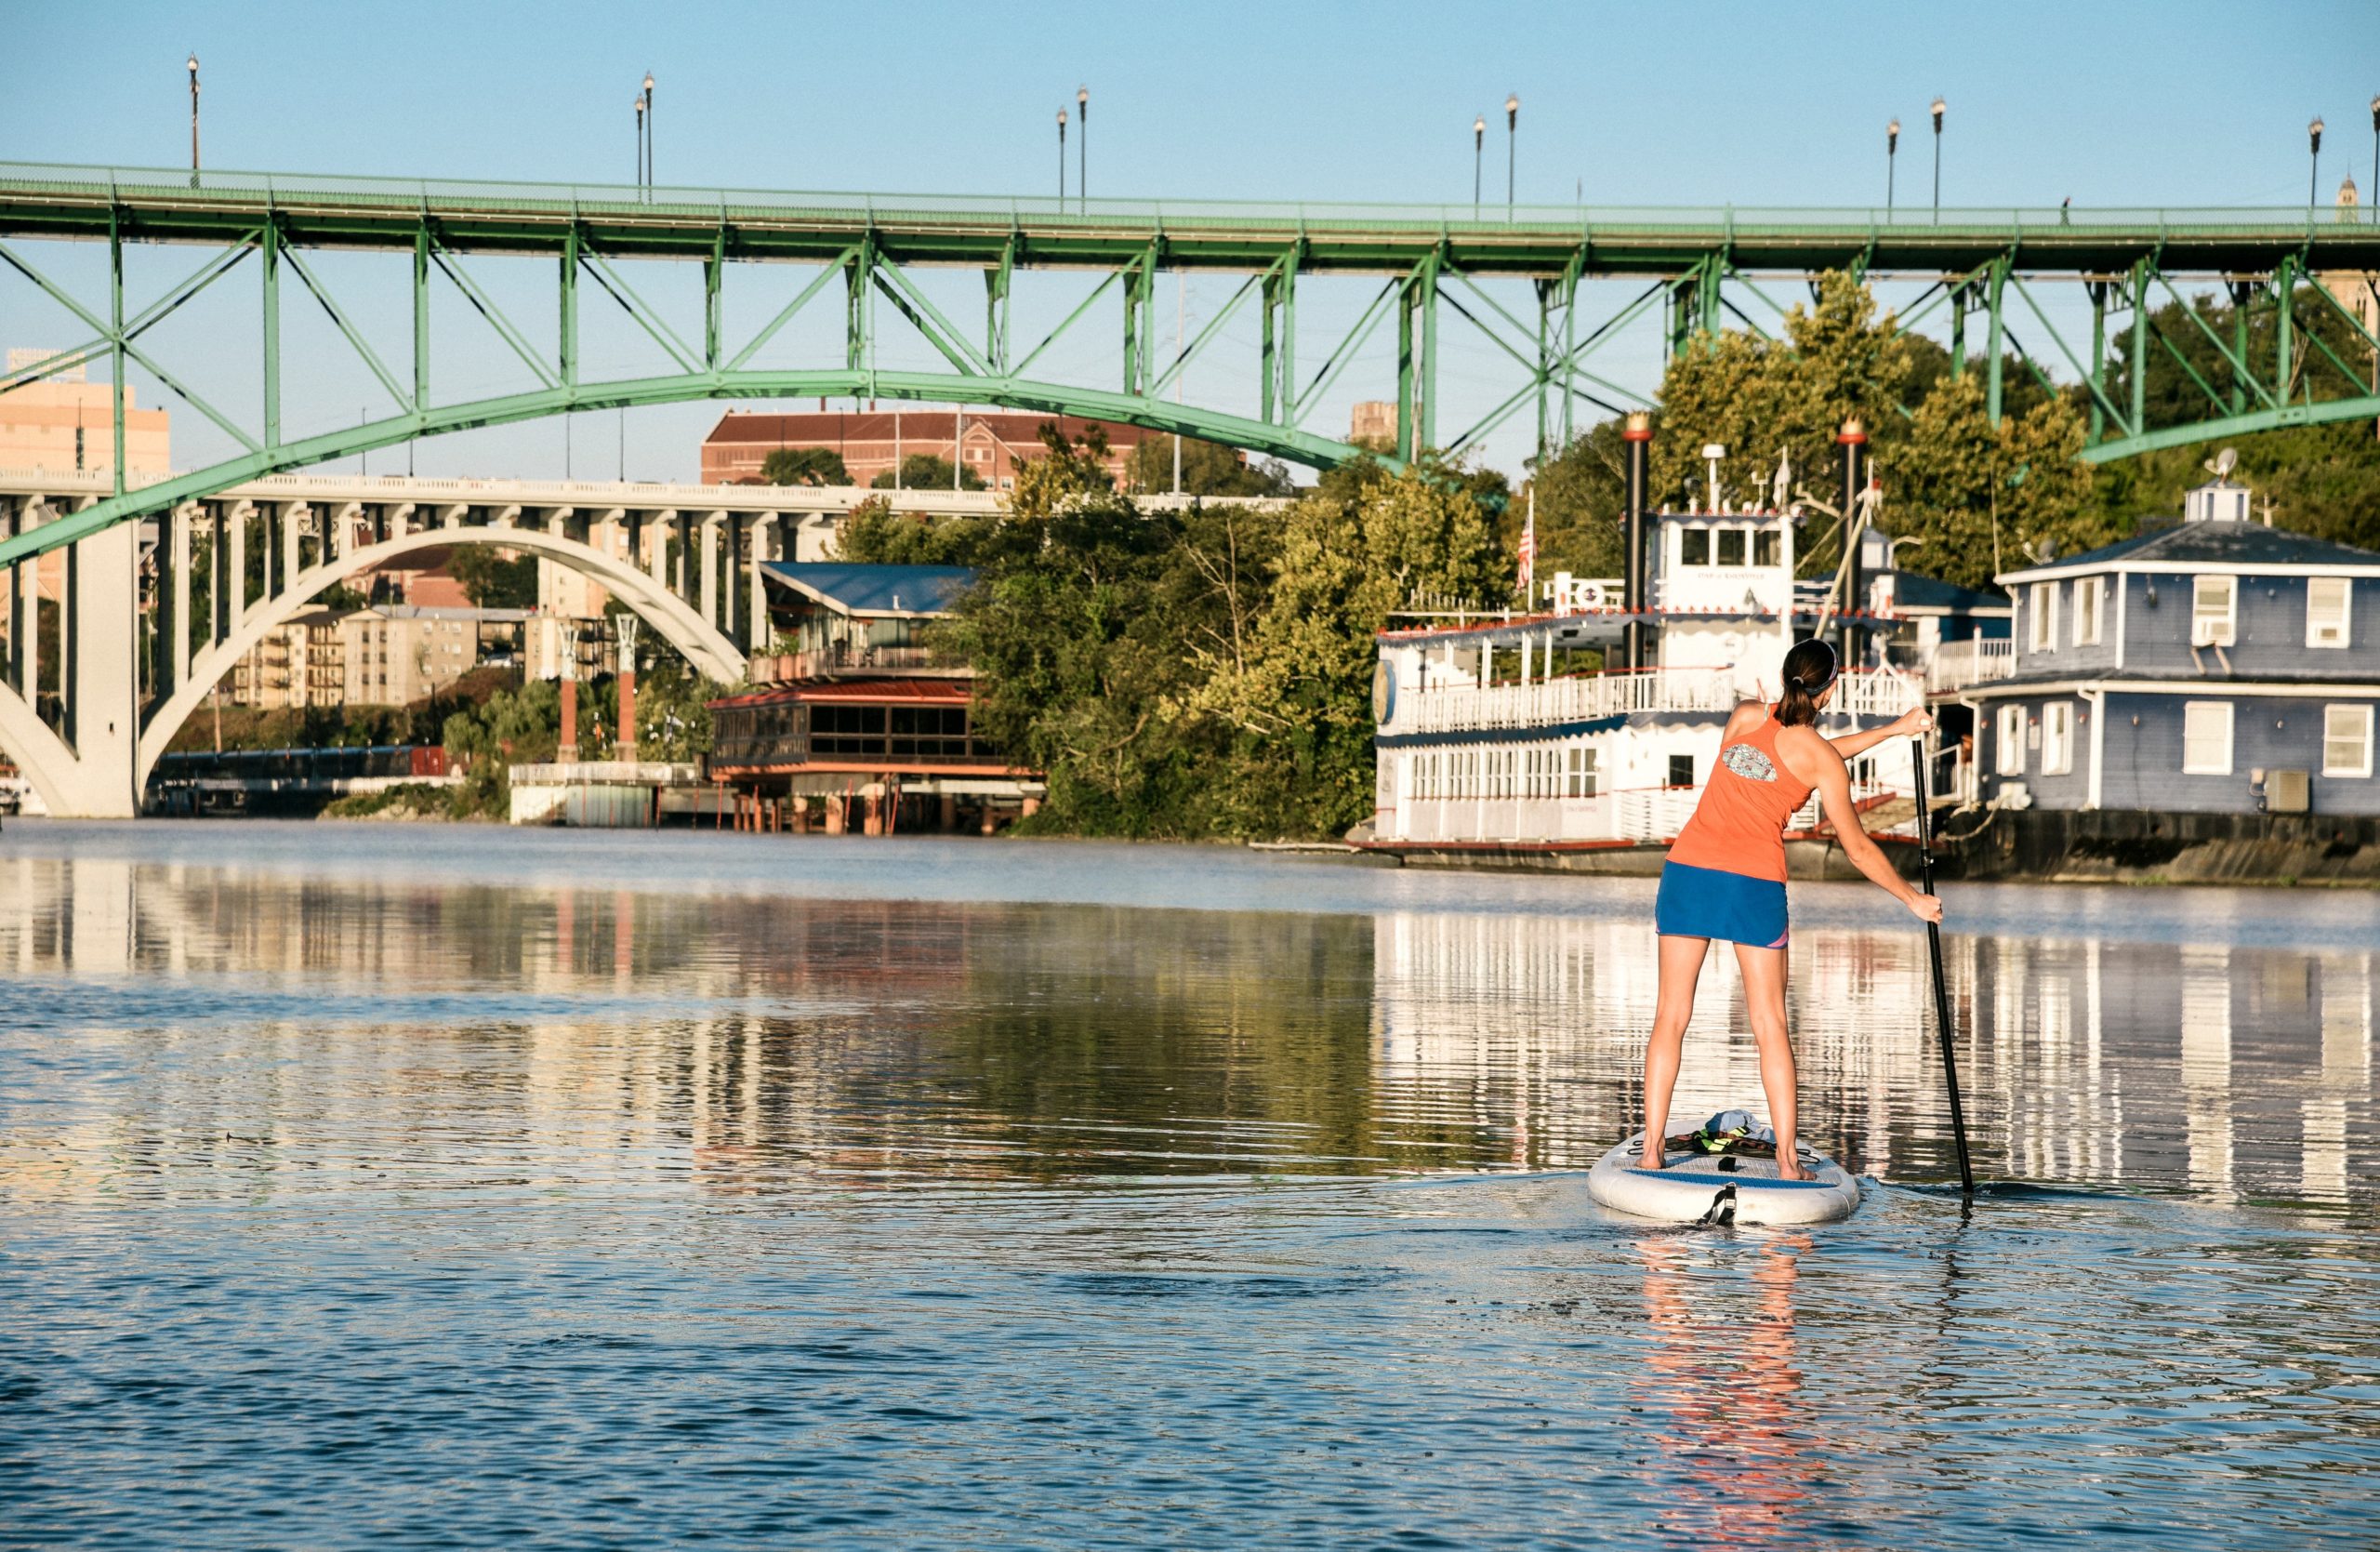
5 163 2376 275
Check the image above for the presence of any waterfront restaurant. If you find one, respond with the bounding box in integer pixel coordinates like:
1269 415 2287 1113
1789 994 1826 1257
707 563 1042 835
1932 475 2380 817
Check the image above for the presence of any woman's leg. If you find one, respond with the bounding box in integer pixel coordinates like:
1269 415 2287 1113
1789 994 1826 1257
1640 934 1712 1168
1732 941 1807 1180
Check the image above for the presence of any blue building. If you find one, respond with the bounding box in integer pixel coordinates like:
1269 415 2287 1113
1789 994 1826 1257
1936 478 2380 816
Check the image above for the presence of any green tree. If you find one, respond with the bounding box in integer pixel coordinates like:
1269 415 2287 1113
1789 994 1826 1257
633 657 721 762
870 452 985 492
760 445 851 486
441 677 562 816
1123 434 1298 497
1192 459 1502 835
1888 375 2114 590
446 546 538 608
1516 418 1630 584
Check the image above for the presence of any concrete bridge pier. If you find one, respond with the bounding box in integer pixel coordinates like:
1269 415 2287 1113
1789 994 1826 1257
0 517 139 817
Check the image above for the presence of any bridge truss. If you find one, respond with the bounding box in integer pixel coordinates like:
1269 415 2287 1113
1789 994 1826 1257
1 162 2377 815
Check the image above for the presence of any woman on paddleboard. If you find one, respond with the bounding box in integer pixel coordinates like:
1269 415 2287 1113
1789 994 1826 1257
1638 638 1941 1181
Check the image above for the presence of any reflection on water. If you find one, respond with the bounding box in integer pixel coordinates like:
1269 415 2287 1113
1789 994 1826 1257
2 835 2376 1548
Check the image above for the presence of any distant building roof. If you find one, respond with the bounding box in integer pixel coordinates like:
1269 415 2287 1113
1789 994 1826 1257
2001 521 2380 582
759 562 977 617
709 677 972 710
1889 570 2010 615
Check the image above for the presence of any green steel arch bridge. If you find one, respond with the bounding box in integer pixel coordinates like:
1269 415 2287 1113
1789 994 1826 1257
2 160 2377 816
4 161 2379 571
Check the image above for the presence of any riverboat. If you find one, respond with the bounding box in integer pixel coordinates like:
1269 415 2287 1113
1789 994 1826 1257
1364 427 1925 869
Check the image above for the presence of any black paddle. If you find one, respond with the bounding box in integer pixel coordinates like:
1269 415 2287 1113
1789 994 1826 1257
1910 736 1976 1197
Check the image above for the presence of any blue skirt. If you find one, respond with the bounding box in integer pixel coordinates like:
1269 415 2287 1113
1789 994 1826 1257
1656 860 1789 948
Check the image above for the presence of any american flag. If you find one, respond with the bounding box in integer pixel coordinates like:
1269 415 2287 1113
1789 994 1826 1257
1515 486 1537 604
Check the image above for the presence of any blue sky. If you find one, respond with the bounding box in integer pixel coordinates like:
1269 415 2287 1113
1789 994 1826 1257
4 0 2375 483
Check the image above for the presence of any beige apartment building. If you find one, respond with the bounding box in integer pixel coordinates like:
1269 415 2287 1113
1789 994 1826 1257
702 410 1155 489
230 604 530 709
0 350 172 477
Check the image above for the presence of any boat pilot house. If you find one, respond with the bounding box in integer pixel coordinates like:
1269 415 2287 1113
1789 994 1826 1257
1940 476 2380 817
706 563 1043 835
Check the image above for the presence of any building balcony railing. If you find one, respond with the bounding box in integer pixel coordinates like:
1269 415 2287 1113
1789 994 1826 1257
1925 638 2016 693
1381 667 1922 736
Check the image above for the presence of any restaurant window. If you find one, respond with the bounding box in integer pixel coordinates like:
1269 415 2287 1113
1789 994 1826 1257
2307 577 2352 649
2181 701 2232 775
2191 576 2236 647
1566 746 1598 799
2324 704 2373 777
1995 704 2026 776
2042 701 2073 776
2028 581 2058 653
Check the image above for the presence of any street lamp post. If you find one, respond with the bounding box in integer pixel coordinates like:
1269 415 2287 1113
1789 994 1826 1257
1473 114 1485 211
1886 118 1899 213
1077 86 1089 211
2309 116 2325 207
642 73 654 189
2371 95 2379 219
186 54 200 177
1057 108 1067 205
1930 97 1945 218
1504 93 1519 213
634 97 644 188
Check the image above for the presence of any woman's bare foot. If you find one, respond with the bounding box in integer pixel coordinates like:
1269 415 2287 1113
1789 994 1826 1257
1633 1142 1667 1171
1775 1154 1814 1183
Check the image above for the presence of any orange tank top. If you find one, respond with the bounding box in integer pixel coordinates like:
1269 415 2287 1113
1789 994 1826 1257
1664 707 1814 883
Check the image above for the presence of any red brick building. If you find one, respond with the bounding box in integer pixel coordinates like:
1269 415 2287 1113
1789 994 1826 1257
701 409 1157 490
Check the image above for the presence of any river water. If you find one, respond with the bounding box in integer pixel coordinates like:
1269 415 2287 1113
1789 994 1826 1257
3 822 2375 1548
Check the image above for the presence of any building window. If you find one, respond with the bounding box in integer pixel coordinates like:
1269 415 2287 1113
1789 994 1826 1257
2307 577 2352 649
1996 704 2026 775
2191 576 2236 647
2073 577 2101 646
2182 701 2233 775
1566 746 1597 798
1680 528 1711 566
1667 753 1695 788
2029 581 2057 652
2325 704 2373 777
2042 701 2074 775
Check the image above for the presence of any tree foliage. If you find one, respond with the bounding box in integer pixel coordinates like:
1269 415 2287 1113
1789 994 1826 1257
446 546 538 609
1122 433 1299 497
760 445 851 486
870 452 985 492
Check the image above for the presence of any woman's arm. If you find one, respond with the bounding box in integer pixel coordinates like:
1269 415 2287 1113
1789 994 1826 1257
1781 729 1943 922
1827 707 1934 762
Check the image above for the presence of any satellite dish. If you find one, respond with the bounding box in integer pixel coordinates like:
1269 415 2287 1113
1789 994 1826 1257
2204 446 2239 480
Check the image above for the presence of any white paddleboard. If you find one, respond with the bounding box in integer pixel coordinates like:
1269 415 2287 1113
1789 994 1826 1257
1587 1132 1861 1226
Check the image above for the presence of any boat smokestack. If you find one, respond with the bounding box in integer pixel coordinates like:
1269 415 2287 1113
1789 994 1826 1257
1837 417 1867 665
1623 411 1652 671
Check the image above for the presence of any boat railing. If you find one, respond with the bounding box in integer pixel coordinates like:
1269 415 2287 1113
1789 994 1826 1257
1383 667 1921 736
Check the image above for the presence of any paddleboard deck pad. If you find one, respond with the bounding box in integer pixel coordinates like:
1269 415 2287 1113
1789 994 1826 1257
1587 1129 1861 1226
